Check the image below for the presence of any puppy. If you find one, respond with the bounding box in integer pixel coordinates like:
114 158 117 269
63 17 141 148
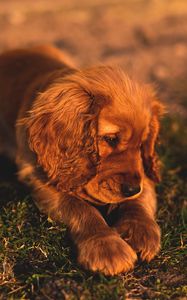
0 45 163 275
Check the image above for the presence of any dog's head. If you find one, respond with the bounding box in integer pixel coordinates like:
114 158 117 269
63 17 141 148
24 66 164 204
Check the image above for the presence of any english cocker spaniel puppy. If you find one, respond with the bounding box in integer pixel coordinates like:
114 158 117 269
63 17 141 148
0 45 163 275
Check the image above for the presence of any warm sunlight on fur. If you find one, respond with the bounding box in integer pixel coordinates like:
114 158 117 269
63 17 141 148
0 45 164 275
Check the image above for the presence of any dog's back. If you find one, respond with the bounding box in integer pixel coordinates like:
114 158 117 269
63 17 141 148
0 45 74 158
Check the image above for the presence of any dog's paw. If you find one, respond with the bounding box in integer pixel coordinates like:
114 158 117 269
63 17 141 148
116 219 161 262
77 233 137 275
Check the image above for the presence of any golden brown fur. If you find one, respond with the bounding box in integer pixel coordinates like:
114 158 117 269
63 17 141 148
0 45 164 275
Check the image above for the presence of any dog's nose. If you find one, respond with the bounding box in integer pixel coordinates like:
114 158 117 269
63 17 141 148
121 184 141 198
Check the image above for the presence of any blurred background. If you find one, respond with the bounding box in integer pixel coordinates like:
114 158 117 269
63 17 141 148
0 0 187 115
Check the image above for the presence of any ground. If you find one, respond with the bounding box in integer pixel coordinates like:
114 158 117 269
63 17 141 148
0 1 187 299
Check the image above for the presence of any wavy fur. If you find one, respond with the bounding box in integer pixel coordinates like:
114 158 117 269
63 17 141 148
0 45 164 275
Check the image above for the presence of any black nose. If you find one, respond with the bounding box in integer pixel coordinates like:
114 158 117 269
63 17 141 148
121 184 141 198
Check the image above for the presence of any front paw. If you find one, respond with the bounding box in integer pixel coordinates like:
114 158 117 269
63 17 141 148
77 233 137 276
116 219 161 262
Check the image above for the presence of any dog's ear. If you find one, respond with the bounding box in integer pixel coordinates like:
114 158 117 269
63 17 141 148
141 100 164 182
21 80 102 191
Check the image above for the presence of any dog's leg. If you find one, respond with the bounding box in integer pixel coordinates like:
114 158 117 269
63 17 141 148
113 180 161 262
18 167 137 275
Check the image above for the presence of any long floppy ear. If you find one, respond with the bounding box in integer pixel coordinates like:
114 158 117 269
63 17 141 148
21 80 102 192
142 100 165 182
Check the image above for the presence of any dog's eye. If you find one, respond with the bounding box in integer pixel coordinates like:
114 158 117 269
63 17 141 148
103 135 119 147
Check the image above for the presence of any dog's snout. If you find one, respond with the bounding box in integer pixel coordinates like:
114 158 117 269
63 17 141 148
121 184 141 198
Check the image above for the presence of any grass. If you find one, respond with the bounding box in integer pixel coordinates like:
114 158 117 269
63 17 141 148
0 114 186 300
